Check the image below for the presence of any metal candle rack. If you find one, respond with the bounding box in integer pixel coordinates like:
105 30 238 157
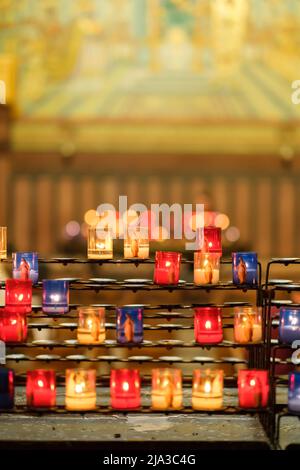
0 258 271 428
265 258 300 449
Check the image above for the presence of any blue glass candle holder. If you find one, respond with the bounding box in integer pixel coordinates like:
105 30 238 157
13 252 39 285
232 252 257 286
279 307 300 344
288 372 300 414
42 280 69 314
116 305 143 344
0 368 14 409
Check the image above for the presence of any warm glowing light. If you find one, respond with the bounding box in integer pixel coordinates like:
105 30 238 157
225 226 240 242
84 209 99 226
11 319 17 325
50 294 60 302
205 320 212 330
122 381 129 392
37 380 44 388
215 213 230 230
165 261 171 267
250 379 256 387
75 382 85 394
18 294 24 301
204 380 211 394
0 80 6 105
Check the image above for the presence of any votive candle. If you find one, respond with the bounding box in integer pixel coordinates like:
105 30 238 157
154 251 181 285
0 227 7 259
194 252 220 285
152 369 182 410
110 369 140 410
5 279 32 313
279 307 300 345
234 307 262 344
0 309 27 343
0 368 14 409
232 252 258 286
12 251 38 284
194 307 223 344
87 227 113 259
116 306 143 344
65 369 97 411
192 369 223 410
42 280 69 314
124 228 149 259
26 370 56 408
238 370 269 408
288 372 300 414
77 306 106 344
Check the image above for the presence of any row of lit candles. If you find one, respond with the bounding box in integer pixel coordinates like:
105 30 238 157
0 368 274 412
2 250 258 287
2 295 300 345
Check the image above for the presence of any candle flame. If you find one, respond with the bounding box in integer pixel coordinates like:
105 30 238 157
75 382 85 394
208 242 213 248
250 379 256 387
165 261 171 267
96 242 105 249
18 294 24 301
37 380 44 388
51 294 60 302
11 319 17 325
205 320 212 329
204 380 211 394
122 381 129 392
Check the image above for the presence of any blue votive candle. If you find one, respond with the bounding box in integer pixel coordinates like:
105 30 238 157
0 368 14 409
116 305 143 344
232 252 258 286
288 372 300 414
42 280 69 314
13 252 39 285
279 307 300 344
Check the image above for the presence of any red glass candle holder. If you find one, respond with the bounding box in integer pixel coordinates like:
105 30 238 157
26 370 56 408
0 308 27 343
194 307 223 344
238 370 269 409
5 279 32 313
110 369 141 409
154 251 182 285
197 226 222 254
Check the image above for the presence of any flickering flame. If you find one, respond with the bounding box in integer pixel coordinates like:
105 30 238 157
18 294 24 301
205 320 212 330
11 319 17 325
122 381 129 392
250 379 256 387
208 242 213 248
87 318 93 329
51 294 60 302
37 380 44 388
204 380 211 394
75 382 85 394
290 315 299 326
96 242 105 249
165 261 171 267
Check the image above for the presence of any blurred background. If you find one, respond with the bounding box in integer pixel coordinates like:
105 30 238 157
0 0 300 381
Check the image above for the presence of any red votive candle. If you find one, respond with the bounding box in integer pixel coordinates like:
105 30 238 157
238 370 269 408
26 370 56 408
110 369 141 409
0 308 27 343
197 226 222 254
5 279 32 313
154 251 182 285
194 307 223 344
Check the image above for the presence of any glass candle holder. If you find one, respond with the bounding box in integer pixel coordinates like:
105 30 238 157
42 280 69 314
116 306 143 344
65 369 96 411
0 227 7 259
77 306 106 344
124 228 149 259
234 307 262 344
26 370 56 408
194 307 223 344
197 226 222 254
151 368 182 410
192 369 223 411
0 368 14 409
232 252 258 286
0 309 27 343
87 227 113 259
12 252 38 284
5 279 32 313
194 252 220 285
238 370 269 408
288 372 300 414
279 307 300 345
110 369 141 409
154 251 182 285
